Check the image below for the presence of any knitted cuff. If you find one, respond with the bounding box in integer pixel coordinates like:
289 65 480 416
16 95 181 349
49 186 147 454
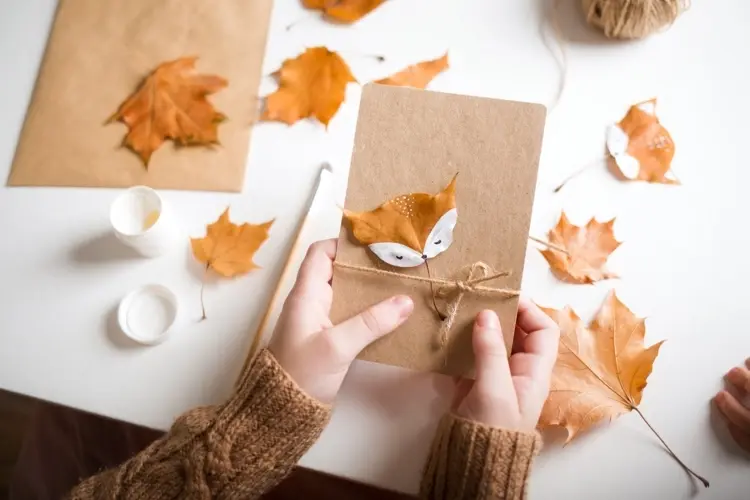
420 413 542 500
67 350 332 500
218 349 332 462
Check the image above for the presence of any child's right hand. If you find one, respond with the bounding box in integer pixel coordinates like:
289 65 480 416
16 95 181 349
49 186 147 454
453 299 560 431
715 359 750 452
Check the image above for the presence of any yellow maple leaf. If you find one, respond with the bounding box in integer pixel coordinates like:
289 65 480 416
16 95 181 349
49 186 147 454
262 47 356 126
540 213 620 284
109 57 227 167
191 208 274 319
192 208 273 277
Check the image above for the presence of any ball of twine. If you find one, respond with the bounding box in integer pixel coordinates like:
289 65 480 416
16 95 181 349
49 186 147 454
581 0 689 39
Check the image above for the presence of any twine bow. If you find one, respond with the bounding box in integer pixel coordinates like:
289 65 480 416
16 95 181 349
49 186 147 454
333 261 519 348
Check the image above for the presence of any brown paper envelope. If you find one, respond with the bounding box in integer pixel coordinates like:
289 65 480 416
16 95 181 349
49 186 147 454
331 84 546 376
7 0 272 192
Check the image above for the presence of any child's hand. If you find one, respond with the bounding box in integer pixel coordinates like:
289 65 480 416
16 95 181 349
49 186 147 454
453 299 560 430
269 240 414 404
715 360 750 452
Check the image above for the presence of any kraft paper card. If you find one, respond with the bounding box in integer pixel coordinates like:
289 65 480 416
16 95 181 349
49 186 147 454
7 0 272 192
331 85 546 376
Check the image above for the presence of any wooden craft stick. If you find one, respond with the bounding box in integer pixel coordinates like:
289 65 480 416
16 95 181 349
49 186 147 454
237 164 332 384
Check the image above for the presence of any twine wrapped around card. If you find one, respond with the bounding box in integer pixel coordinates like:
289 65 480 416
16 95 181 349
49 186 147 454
334 261 519 348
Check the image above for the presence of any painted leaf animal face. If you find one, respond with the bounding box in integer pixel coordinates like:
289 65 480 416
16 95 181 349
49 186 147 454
606 99 677 184
344 174 458 267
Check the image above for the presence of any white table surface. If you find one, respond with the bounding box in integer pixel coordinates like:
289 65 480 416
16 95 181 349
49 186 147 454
2 0 750 498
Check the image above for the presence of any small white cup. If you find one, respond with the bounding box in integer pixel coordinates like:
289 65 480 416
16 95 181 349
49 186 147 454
118 284 179 345
110 186 181 257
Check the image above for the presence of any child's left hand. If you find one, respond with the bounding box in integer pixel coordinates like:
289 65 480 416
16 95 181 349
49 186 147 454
269 240 414 404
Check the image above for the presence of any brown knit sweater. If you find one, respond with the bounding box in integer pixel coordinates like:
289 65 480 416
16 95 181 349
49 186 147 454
68 350 540 499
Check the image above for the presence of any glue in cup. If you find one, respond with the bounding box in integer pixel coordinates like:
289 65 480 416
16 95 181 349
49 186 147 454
110 186 181 257
118 284 179 345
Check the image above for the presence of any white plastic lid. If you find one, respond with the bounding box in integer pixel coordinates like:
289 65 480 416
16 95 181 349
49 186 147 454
118 284 178 345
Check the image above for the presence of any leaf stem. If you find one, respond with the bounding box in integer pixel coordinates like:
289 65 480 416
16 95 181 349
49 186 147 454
200 264 209 321
336 50 386 62
285 13 317 31
633 407 709 488
528 235 569 255
553 157 607 193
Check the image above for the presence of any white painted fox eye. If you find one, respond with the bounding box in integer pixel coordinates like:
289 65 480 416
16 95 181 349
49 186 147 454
423 208 457 259
368 242 424 268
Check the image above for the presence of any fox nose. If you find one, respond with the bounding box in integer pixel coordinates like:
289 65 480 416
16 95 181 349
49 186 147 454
421 254 427 259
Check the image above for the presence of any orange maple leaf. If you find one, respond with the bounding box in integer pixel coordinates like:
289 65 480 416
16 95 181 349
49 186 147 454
539 292 663 442
539 293 709 487
375 53 449 89
540 213 620 284
191 208 274 319
302 0 385 23
262 47 357 126
109 57 227 167
191 208 274 278
606 98 678 184
344 174 457 251
343 174 457 268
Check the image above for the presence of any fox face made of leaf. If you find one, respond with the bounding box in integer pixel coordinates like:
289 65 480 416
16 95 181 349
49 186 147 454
606 99 677 183
343 174 458 268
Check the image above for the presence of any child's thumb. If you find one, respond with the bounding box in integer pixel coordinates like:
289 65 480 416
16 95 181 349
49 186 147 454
472 310 515 399
325 295 413 361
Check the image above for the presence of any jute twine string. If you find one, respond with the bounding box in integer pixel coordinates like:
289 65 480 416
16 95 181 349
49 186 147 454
543 0 688 111
543 0 568 112
581 0 689 40
333 261 519 348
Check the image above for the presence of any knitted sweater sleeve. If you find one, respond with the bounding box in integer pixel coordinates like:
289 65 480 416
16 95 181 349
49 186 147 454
419 413 542 500
67 349 331 500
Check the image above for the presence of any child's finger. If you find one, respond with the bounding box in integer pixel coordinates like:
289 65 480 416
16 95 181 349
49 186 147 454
715 390 750 429
472 310 515 402
512 325 527 355
728 422 750 453
726 366 750 395
516 296 557 333
290 240 337 298
326 295 413 361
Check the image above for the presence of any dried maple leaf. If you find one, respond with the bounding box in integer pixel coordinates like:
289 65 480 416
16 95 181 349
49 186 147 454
539 291 664 442
191 208 274 319
375 53 449 89
302 0 385 23
109 57 227 167
539 294 709 486
192 208 274 277
606 98 678 184
262 47 356 126
343 174 457 268
540 213 620 284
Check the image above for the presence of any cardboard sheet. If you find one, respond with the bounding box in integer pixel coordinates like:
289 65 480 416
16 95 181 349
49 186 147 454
331 85 546 376
7 0 272 192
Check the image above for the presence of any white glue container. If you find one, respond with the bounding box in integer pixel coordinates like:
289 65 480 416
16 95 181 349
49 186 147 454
118 284 179 345
109 186 181 257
